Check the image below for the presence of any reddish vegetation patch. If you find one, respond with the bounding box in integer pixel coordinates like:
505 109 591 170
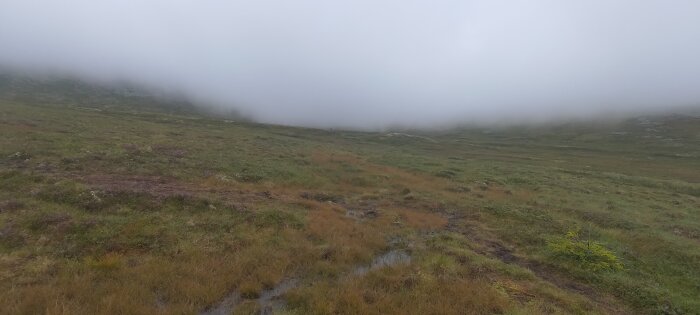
80 174 199 198
0 200 24 212
152 145 188 158
75 174 265 207
4 120 38 131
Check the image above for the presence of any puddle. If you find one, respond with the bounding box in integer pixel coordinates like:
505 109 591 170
345 209 362 220
258 278 298 315
154 293 168 311
199 279 298 315
353 250 412 276
199 290 242 315
345 208 379 220
201 251 410 314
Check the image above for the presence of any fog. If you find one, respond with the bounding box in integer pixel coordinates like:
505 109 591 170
1 1 700 129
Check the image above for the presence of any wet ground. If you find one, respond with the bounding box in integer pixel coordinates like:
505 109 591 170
353 249 412 276
199 249 412 315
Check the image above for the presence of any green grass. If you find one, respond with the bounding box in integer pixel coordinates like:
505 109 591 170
1 99 699 314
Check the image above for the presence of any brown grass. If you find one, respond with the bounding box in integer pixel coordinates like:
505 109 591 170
395 208 448 231
305 204 386 267
288 265 511 315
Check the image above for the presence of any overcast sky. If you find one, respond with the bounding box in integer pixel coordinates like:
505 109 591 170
1 1 700 128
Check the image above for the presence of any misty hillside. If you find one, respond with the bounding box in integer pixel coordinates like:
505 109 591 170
3 1 700 314
2 80 700 314
0 72 218 117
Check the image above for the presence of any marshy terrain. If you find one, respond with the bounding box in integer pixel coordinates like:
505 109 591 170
1 89 699 314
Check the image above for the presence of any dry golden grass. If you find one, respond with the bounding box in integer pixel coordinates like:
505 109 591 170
305 205 386 266
288 265 511 315
394 208 448 231
0 225 318 315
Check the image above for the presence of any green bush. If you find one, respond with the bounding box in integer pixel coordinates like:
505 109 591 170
548 228 623 272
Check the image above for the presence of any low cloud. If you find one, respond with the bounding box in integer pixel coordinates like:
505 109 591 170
1 1 700 128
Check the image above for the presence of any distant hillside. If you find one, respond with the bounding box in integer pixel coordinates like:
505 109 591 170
0 72 244 119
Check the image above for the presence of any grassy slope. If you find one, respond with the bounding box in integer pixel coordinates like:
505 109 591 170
0 100 699 314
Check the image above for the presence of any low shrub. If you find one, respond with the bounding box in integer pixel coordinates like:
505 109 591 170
548 229 623 272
